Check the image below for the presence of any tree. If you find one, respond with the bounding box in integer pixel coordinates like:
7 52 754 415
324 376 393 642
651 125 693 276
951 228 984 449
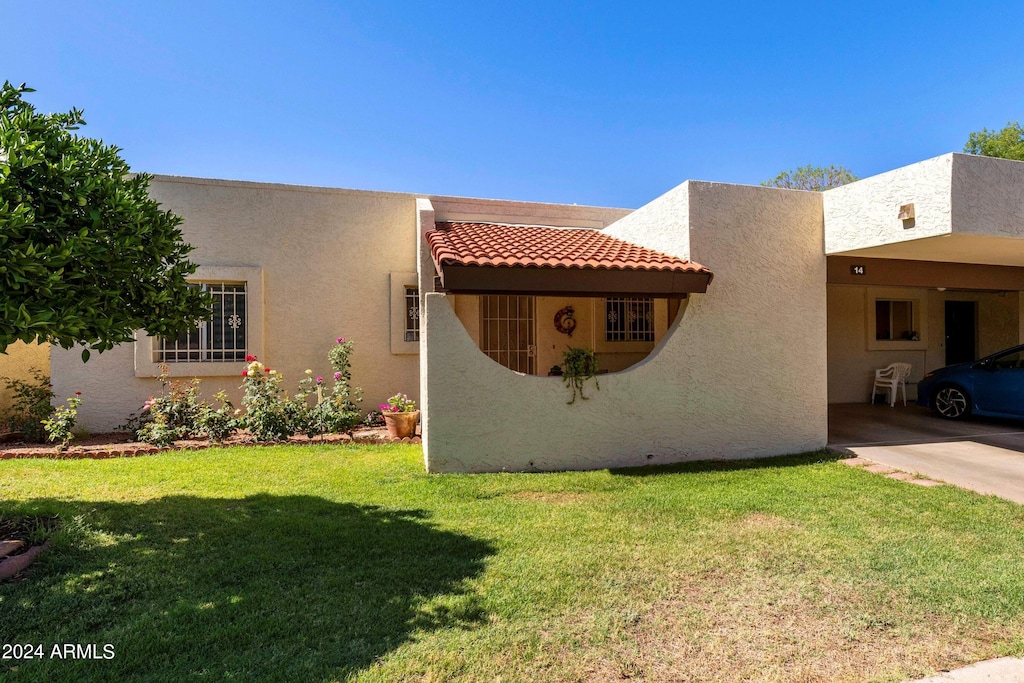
0 82 211 360
761 164 858 191
963 121 1024 161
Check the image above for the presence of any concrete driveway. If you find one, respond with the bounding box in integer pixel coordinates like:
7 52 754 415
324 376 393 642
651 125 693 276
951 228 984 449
829 404 1024 504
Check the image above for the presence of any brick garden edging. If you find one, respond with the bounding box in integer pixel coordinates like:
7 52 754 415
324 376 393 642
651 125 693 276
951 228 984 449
0 431 421 461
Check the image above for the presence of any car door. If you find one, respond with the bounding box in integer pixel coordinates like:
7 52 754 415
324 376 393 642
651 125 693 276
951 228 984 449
971 349 1024 416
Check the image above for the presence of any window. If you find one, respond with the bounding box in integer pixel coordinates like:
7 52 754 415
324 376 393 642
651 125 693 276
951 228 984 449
404 287 420 342
875 299 916 341
991 349 1024 369
156 282 247 362
389 272 419 355
605 298 655 342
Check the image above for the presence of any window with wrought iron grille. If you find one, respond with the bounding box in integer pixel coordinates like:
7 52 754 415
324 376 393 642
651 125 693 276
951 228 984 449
605 297 655 342
404 287 420 342
156 282 247 362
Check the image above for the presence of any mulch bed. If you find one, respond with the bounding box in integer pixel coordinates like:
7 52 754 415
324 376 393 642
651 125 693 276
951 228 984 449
0 428 420 460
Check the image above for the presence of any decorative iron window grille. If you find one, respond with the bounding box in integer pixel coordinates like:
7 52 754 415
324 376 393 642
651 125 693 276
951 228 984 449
156 283 247 362
605 297 655 342
405 287 420 342
480 295 536 374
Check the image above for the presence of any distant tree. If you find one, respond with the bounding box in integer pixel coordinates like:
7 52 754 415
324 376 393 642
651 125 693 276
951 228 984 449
761 164 858 191
963 121 1024 161
0 82 211 360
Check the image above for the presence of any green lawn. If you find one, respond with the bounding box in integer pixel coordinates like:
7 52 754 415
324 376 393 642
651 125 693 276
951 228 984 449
1 445 1024 682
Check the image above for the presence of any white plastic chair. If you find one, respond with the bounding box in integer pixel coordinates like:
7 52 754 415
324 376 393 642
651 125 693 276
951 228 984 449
871 363 912 407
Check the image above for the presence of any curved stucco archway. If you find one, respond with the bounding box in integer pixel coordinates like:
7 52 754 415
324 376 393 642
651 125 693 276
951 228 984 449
420 181 828 473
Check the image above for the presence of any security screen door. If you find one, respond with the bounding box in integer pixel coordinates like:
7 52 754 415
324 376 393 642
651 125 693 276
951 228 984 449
480 295 536 374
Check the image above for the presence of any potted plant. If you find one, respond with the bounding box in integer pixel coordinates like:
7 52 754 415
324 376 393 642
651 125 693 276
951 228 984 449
562 347 599 404
380 393 419 438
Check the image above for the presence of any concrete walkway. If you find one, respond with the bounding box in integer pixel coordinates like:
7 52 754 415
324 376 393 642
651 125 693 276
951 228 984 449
909 657 1024 682
830 404 1024 504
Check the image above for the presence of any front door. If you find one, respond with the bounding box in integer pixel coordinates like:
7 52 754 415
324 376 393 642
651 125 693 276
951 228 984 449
945 301 976 366
480 295 537 374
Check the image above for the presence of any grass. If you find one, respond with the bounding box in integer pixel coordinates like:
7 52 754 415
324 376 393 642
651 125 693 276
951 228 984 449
1 445 1024 682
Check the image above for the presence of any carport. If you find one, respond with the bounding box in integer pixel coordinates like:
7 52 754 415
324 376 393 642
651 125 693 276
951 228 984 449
823 153 1024 407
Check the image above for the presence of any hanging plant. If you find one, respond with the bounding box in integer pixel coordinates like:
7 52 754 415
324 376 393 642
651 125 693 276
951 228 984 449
561 347 599 404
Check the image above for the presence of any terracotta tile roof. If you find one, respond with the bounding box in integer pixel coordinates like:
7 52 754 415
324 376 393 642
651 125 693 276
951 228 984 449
427 222 711 274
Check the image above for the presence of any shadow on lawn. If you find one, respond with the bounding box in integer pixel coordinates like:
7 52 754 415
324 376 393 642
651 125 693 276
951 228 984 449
609 449 842 477
0 495 494 682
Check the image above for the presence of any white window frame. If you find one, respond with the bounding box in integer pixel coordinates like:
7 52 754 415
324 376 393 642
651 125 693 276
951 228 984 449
390 272 420 354
135 266 264 377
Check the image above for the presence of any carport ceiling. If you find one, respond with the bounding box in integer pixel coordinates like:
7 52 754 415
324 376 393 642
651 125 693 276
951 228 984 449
832 233 1024 268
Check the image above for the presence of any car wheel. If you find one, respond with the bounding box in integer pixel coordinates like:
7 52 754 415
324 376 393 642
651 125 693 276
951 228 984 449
934 385 971 420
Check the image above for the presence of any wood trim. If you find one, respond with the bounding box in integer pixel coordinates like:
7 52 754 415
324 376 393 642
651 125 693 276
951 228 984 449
828 256 1024 291
436 264 711 296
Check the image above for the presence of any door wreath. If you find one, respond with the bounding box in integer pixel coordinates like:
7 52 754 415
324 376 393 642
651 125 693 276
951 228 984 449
554 306 576 337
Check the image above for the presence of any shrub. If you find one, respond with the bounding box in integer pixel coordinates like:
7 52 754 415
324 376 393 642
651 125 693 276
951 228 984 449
136 365 205 445
43 394 82 450
1 368 54 442
292 338 364 439
240 358 294 442
198 391 237 444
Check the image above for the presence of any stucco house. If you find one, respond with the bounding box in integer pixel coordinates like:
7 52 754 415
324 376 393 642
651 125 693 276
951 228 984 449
4 152 1024 473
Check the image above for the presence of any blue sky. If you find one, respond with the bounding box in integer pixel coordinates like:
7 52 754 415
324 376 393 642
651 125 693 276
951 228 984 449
8 1 1024 207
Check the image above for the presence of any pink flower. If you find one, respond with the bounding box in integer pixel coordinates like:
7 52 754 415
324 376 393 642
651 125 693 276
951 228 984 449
264 368 271 373
316 376 324 384
333 372 342 380
336 337 345 344
245 355 256 362
242 370 248 376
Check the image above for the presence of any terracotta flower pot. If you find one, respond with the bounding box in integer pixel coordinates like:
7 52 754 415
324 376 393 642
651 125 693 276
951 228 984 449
383 410 419 439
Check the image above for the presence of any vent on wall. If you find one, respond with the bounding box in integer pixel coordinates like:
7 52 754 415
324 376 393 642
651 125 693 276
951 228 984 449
898 203 916 229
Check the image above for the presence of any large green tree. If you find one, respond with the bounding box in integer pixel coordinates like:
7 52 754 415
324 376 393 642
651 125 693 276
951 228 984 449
0 83 211 360
963 121 1024 161
761 164 858 191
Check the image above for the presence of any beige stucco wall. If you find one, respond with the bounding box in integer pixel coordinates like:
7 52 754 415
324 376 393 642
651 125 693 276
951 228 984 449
421 182 827 473
51 178 422 431
825 153 1024 267
0 341 50 414
826 284 1020 403
51 179 629 432
823 154 954 255
952 153 1024 238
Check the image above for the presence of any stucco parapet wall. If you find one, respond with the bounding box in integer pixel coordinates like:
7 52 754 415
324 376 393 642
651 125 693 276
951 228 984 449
149 174 631 228
823 153 1024 257
823 154 955 255
950 152 1024 238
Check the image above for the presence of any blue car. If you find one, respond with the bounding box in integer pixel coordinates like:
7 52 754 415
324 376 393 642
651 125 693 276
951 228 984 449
917 344 1024 420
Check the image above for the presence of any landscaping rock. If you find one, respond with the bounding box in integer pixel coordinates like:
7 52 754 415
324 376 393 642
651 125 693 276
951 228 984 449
0 540 25 559
0 540 52 581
